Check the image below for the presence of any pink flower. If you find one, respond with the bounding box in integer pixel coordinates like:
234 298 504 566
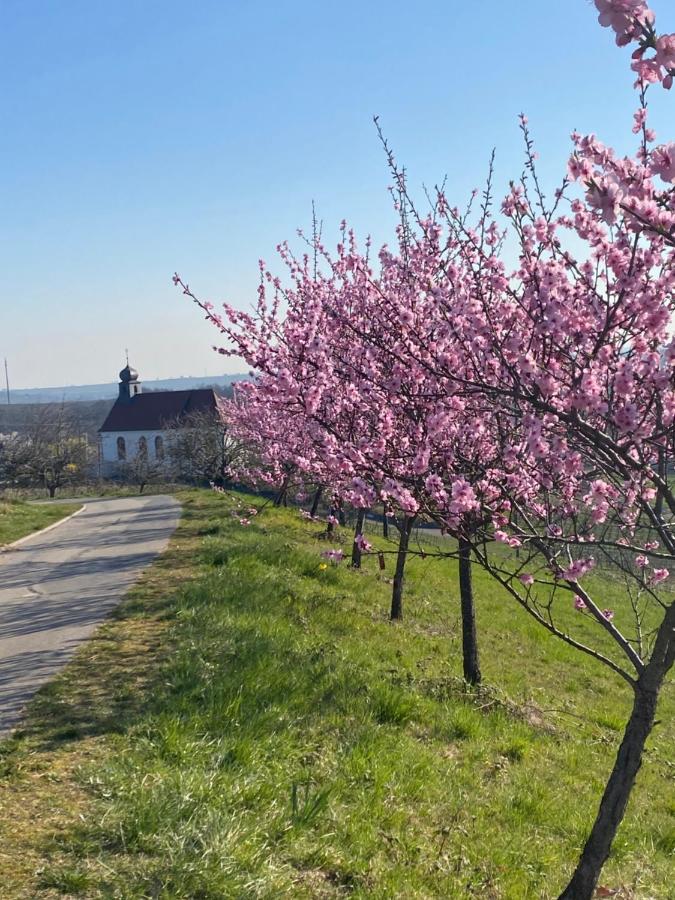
586 178 624 224
603 609 615 621
321 548 345 563
635 555 648 568
655 34 675 70
562 557 596 582
574 597 587 611
355 533 373 552
650 568 669 585
519 573 534 586
651 143 675 183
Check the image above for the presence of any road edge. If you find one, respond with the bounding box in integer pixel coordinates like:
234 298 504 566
0 504 87 553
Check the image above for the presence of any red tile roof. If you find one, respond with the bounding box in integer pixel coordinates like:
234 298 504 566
99 389 218 432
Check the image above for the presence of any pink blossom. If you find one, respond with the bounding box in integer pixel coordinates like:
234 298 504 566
603 609 615 620
574 597 587 611
355 533 373 552
655 34 675 70
519 573 534 586
651 143 675 182
562 558 596 582
650 568 669 584
321 548 345 563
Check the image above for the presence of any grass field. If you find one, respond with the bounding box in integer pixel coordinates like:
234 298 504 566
0 499 81 547
0 489 672 898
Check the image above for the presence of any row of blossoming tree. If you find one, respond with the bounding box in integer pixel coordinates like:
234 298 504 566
176 3 675 897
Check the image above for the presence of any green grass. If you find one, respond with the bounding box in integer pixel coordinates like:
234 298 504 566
0 489 672 898
0 499 81 546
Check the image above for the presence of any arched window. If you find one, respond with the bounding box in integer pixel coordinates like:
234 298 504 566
117 436 126 460
155 435 165 460
138 436 148 459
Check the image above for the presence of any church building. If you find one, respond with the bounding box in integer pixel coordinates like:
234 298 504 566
99 363 219 474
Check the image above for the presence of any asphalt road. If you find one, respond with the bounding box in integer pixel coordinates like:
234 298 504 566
0 495 181 737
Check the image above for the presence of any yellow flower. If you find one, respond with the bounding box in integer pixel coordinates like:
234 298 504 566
319 563 328 571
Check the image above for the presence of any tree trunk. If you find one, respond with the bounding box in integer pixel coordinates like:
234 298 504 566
48 485 56 498
655 447 667 521
382 504 389 539
391 515 415 620
338 504 346 527
458 538 481 685
558 604 674 899
274 476 289 507
310 485 323 518
351 508 367 568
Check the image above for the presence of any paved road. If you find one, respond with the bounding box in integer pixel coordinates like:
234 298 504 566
0 495 180 737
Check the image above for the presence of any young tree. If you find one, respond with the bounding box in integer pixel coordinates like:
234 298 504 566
178 2 675 893
165 405 245 486
0 403 92 497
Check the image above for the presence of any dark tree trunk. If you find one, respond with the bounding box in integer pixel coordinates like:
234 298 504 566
655 448 667 521
338 504 346 526
559 603 674 899
48 485 56 499
382 504 389 539
310 485 323 518
391 515 415 620
351 508 367 568
458 538 481 685
274 476 289 507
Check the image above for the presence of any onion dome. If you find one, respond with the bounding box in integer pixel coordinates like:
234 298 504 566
119 364 139 383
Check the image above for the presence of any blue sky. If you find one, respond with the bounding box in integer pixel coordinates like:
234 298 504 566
1 0 672 389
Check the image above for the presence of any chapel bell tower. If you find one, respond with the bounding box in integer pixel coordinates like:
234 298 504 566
118 357 142 402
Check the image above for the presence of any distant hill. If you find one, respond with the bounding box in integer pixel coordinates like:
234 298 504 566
5 374 249 405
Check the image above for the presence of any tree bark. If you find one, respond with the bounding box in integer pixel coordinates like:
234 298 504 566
655 447 667 521
310 485 323 518
351 508 367 568
382 504 389 539
458 537 481 685
48 485 56 498
273 476 289 507
391 515 415 620
558 602 674 899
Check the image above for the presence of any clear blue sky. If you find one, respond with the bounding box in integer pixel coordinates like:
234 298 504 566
1 0 671 389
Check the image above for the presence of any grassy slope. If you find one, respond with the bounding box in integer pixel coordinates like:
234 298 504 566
0 500 81 546
0 490 672 899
